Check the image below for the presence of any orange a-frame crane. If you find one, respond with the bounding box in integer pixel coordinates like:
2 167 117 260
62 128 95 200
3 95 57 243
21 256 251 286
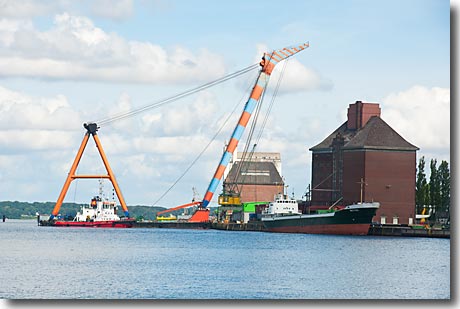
49 123 129 220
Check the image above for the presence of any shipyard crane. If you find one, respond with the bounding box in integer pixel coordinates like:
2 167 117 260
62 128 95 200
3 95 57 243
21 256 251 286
49 123 129 220
49 43 309 222
185 43 310 222
48 61 261 221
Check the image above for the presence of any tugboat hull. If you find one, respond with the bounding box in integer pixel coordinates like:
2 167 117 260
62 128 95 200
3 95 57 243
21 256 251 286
41 219 136 228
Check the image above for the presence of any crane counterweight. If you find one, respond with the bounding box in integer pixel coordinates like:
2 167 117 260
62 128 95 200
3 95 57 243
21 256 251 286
84 122 99 135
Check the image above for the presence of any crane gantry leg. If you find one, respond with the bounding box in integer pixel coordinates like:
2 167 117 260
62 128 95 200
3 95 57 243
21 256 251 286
49 123 129 220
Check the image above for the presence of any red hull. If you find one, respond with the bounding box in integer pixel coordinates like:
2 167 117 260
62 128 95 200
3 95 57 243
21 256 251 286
53 219 135 228
266 223 371 235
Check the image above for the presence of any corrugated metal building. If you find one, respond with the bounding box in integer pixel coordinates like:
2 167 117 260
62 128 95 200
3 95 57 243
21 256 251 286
309 101 419 225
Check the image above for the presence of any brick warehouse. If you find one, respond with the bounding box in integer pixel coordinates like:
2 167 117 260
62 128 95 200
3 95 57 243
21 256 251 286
309 101 419 225
223 152 284 203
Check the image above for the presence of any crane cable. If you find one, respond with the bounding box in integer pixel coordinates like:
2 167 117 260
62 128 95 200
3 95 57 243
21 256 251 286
234 58 289 192
231 93 264 188
230 52 282 188
95 63 260 127
255 59 289 145
151 70 260 206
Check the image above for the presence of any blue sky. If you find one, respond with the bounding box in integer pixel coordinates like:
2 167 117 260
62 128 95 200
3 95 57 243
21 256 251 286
0 0 452 209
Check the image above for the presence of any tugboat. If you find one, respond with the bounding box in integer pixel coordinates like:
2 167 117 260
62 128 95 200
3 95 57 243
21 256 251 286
261 193 379 235
41 183 135 228
51 196 135 228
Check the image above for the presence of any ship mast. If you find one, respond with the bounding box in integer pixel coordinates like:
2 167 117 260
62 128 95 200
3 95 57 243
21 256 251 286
358 178 367 204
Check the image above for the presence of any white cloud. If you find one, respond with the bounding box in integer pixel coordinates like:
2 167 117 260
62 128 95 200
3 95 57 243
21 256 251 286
0 85 84 157
132 135 213 159
0 129 78 152
0 154 28 179
0 13 226 84
101 92 137 132
53 12 110 46
120 154 158 178
0 0 135 20
0 0 58 18
381 85 450 153
139 91 220 136
0 83 223 170
0 85 81 131
0 19 34 46
273 58 333 92
0 83 228 203
90 0 133 21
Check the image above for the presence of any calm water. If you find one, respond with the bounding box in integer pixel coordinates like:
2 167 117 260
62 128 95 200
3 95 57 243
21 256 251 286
0 219 450 299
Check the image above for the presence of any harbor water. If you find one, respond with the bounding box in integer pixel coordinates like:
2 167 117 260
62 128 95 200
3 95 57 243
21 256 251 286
0 219 450 299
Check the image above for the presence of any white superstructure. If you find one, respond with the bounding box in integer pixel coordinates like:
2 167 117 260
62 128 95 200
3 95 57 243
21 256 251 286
263 193 301 216
74 196 121 222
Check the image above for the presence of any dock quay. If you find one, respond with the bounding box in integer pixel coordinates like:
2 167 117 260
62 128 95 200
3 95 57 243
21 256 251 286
133 221 211 229
368 224 450 238
131 221 267 231
134 221 450 238
209 222 450 238
211 221 267 232
39 218 449 238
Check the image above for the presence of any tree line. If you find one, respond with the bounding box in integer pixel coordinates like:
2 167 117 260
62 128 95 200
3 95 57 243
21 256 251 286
0 201 167 221
415 157 450 224
0 201 218 221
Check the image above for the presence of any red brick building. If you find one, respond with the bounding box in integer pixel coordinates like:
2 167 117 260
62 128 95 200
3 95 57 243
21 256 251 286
309 101 419 225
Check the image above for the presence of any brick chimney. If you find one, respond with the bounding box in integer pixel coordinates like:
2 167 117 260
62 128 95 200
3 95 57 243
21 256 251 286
347 101 381 130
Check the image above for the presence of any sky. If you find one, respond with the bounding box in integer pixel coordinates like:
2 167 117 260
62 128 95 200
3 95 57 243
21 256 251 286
0 0 452 209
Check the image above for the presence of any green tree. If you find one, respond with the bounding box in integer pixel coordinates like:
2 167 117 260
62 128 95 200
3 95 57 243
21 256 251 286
438 160 450 222
415 156 429 214
429 159 441 222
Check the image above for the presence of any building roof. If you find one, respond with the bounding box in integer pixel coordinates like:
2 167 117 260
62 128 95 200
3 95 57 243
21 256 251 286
235 151 280 161
309 121 349 151
224 161 284 185
310 116 419 152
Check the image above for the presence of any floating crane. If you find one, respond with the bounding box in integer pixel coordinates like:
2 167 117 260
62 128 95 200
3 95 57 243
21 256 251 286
185 43 310 222
49 43 309 222
49 123 130 220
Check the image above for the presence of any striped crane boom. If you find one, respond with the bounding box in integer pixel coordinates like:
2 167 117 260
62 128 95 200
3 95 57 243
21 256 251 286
201 42 309 208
